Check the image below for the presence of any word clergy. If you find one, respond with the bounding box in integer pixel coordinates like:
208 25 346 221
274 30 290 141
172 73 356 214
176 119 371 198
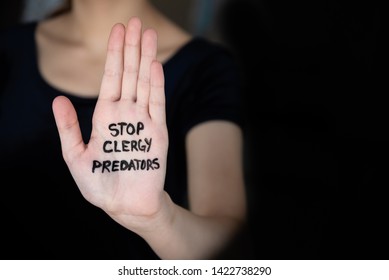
103 138 152 153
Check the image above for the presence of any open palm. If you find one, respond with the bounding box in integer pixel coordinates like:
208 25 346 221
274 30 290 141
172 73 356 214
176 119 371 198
52 17 168 221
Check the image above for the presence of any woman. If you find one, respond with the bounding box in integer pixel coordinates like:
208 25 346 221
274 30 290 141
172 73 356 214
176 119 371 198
0 0 246 259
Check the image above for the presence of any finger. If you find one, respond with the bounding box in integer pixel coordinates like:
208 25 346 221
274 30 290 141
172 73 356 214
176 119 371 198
99 23 125 101
121 17 142 101
52 96 86 163
136 28 157 115
149 60 166 124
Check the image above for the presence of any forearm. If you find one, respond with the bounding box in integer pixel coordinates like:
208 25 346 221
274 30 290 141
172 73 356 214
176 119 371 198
110 191 244 259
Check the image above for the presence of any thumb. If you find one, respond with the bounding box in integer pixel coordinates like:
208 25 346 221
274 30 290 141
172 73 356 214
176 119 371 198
52 95 86 163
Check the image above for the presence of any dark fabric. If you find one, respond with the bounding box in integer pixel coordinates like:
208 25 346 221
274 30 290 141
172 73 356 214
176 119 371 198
0 22 243 259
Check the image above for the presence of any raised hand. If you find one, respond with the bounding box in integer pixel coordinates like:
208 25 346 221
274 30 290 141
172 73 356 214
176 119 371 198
52 17 168 225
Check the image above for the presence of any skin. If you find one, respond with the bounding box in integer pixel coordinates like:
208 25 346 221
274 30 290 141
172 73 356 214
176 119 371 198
49 0 247 259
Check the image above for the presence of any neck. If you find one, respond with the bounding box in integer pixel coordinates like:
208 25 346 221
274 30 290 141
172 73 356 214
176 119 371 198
67 0 157 51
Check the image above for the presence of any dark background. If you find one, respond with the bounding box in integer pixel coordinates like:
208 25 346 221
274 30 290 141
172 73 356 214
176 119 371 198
1 0 388 259
220 0 388 259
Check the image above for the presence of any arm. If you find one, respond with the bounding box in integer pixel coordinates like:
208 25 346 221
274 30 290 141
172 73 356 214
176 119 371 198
52 17 246 259
139 121 246 259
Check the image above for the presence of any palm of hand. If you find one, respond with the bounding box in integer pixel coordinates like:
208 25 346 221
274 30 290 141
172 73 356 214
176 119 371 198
52 17 168 219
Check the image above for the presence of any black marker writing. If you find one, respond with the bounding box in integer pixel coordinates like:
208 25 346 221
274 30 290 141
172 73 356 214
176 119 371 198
109 122 144 136
103 138 152 153
92 122 160 173
92 158 160 173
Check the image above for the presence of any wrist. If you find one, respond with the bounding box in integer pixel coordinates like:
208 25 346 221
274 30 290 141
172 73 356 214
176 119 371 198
108 191 175 236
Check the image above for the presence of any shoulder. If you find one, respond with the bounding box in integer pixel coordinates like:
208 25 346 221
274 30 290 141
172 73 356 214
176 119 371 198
0 22 38 69
0 21 37 39
0 21 37 51
163 36 243 98
164 37 244 132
